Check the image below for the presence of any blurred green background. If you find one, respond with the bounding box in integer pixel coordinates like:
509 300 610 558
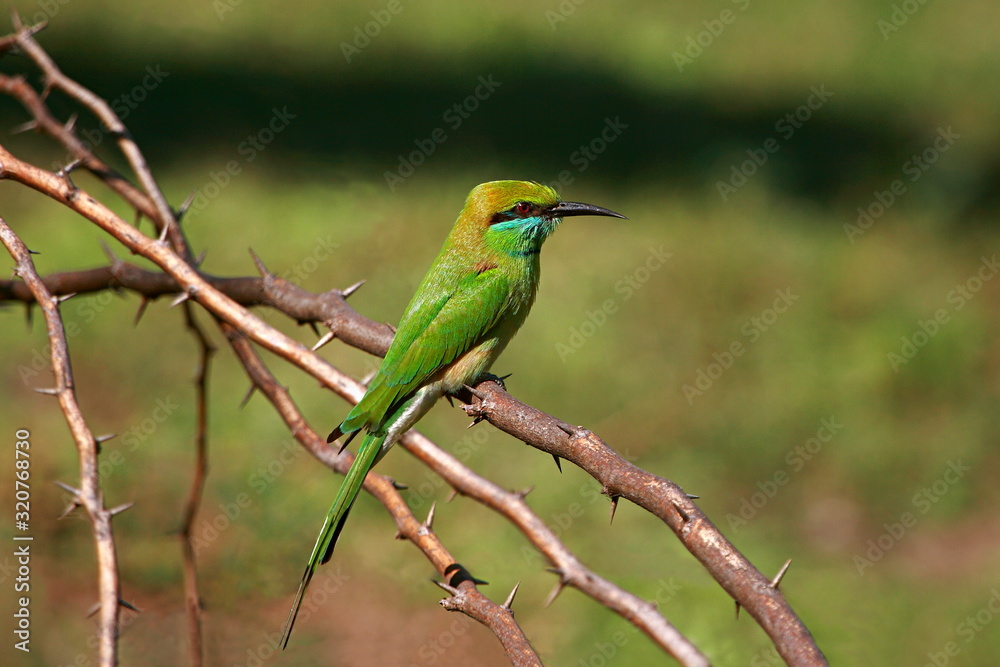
2 1 999 665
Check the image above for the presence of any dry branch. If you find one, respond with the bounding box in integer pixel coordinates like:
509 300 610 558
7 11 188 254
0 16 830 666
0 218 123 667
178 305 214 667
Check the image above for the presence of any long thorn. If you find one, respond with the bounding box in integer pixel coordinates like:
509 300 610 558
176 191 197 221
54 480 81 496
312 331 336 351
248 248 270 277
463 383 486 400
502 582 520 610
340 280 365 298
169 291 191 307
133 298 150 326
434 579 460 596
770 559 793 590
239 384 257 408
119 599 141 613
543 578 567 607
109 502 134 517
423 501 437 531
57 500 81 519
11 119 39 135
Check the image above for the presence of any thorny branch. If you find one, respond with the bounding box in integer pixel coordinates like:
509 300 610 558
0 16 828 667
178 304 214 667
0 218 123 667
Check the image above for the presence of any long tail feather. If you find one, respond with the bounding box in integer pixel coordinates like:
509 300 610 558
280 431 385 648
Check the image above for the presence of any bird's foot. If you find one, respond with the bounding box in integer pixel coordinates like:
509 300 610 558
477 372 511 391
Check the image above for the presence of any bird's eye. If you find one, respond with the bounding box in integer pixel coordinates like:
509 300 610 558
514 201 532 215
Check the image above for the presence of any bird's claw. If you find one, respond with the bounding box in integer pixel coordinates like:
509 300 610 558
479 372 511 391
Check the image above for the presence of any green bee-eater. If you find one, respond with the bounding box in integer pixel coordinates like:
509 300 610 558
281 180 625 646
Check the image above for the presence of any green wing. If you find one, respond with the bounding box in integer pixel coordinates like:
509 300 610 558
341 267 511 434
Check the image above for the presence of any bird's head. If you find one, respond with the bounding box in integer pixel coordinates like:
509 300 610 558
461 180 626 257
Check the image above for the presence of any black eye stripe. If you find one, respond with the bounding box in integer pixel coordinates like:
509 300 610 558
488 202 541 224
489 210 517 224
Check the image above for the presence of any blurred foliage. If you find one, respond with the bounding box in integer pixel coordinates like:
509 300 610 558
2 1 999 665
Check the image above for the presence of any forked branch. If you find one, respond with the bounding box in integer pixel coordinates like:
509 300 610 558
0 16 828 667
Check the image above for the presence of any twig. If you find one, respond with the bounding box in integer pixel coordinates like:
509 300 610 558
9 11 188 256
0 217 123 667
178 304 215 666
0 73 160 224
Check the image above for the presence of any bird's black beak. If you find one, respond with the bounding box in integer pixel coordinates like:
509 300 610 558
548 201 627 220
